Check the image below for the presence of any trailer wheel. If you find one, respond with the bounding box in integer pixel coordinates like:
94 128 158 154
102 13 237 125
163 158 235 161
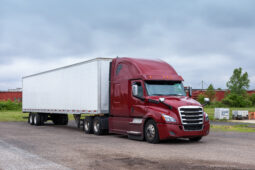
34 113 42 126
189 136 202 142
29 113 34 125
93 117 104 135
144 120 159 144
84 117 93 134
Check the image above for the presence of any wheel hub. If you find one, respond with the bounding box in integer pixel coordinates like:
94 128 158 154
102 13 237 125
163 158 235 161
146 124 155 140
85 122 89 131
30 115 33 123
34 115 37 124
94 122 99 132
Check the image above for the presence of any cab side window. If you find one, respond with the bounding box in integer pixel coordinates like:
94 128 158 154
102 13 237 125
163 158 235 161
133 82 144 98
116 64 122 75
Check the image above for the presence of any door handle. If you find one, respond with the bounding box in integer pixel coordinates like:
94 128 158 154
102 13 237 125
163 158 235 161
131 107 134 113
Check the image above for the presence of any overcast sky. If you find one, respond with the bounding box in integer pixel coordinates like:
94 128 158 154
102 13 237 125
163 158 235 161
1 0 255 90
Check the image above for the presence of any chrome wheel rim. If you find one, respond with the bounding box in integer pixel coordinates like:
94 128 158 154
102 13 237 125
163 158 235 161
34 115 37 125
146 124 155 140
94 121 99 133
30 115 33 124
85 121 89 131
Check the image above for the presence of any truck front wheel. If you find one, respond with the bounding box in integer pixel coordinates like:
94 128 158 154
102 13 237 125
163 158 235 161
144 120 159 144
84 117 93 134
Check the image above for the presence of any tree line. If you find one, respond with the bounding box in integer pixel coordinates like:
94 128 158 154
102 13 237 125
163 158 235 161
198 67 255 107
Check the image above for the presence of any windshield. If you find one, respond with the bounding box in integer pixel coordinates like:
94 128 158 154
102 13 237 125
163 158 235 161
145 81 186 96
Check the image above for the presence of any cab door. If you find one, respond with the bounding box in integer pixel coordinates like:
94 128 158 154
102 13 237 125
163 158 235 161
129 80 147 117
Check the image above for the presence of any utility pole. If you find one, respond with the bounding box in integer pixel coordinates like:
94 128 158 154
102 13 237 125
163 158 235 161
202 80 204 90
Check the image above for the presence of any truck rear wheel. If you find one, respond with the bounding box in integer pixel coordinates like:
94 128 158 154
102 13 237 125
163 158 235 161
144 120 159 144
29 113 34 125
84 117 93 134
93 117 104 135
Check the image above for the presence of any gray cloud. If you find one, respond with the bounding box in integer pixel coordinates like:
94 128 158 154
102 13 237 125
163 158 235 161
0 0 255 90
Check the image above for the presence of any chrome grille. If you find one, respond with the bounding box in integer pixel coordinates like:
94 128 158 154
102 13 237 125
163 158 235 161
179 107 203 131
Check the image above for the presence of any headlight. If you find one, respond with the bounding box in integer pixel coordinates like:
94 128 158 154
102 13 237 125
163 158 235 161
205 112 209 122
162 114 176 123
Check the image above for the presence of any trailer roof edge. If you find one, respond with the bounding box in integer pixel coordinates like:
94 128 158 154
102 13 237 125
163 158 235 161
22 57 113 79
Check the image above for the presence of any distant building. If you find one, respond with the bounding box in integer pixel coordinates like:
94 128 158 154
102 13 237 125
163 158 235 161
192 89 255 101
0 88 22 102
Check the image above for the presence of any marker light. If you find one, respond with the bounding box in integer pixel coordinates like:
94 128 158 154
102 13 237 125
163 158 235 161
204 112 209 122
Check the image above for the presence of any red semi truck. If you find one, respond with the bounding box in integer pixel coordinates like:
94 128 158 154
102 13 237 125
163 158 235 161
23 57 210 143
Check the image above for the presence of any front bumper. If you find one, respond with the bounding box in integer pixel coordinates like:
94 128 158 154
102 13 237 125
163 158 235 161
157 122 210 140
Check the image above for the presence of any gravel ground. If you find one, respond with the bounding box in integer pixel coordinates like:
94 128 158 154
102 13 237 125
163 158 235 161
211 120 255 128
0 121 255 170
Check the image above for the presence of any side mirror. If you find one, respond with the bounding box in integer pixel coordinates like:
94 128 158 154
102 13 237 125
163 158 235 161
188 87 192 97
204 98 210 103
159 98 165 102
132 84 138 96
202 98 210 107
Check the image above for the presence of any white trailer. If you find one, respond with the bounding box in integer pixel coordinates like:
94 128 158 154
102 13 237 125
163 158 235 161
214 108 230 120
23 58 112 126
232 110 249 120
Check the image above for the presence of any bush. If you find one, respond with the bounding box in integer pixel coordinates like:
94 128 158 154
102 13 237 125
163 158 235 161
249 94 255 106
205 84 216 102
0 100 22 111
222 93 252 107
197 94 206 104
205 101 226 108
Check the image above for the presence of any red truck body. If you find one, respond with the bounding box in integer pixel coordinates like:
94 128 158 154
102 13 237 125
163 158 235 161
108 57 210 141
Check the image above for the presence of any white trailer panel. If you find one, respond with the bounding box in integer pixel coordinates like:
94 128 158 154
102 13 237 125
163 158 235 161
22 58 112 114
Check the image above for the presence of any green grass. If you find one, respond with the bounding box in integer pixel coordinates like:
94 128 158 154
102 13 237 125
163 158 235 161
0 111 28 122
204 107 255 120
211 124 255 133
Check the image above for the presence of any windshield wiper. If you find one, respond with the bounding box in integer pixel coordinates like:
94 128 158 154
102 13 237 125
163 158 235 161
151 94 166 96
167 94 184 96
151 94 184 96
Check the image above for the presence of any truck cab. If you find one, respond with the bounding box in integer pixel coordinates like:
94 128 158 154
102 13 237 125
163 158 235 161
109 57 210 143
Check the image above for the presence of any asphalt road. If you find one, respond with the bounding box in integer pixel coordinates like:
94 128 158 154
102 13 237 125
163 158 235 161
0 121 255 170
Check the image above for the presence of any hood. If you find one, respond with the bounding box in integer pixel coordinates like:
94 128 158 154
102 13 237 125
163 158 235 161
147 96 201 110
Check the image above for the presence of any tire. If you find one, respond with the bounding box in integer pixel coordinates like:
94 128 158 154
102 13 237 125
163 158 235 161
93 117 104 135
33 113 41 126
29 113 34 125
84 117 93 134
144 120 159 144
189 136 202 142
